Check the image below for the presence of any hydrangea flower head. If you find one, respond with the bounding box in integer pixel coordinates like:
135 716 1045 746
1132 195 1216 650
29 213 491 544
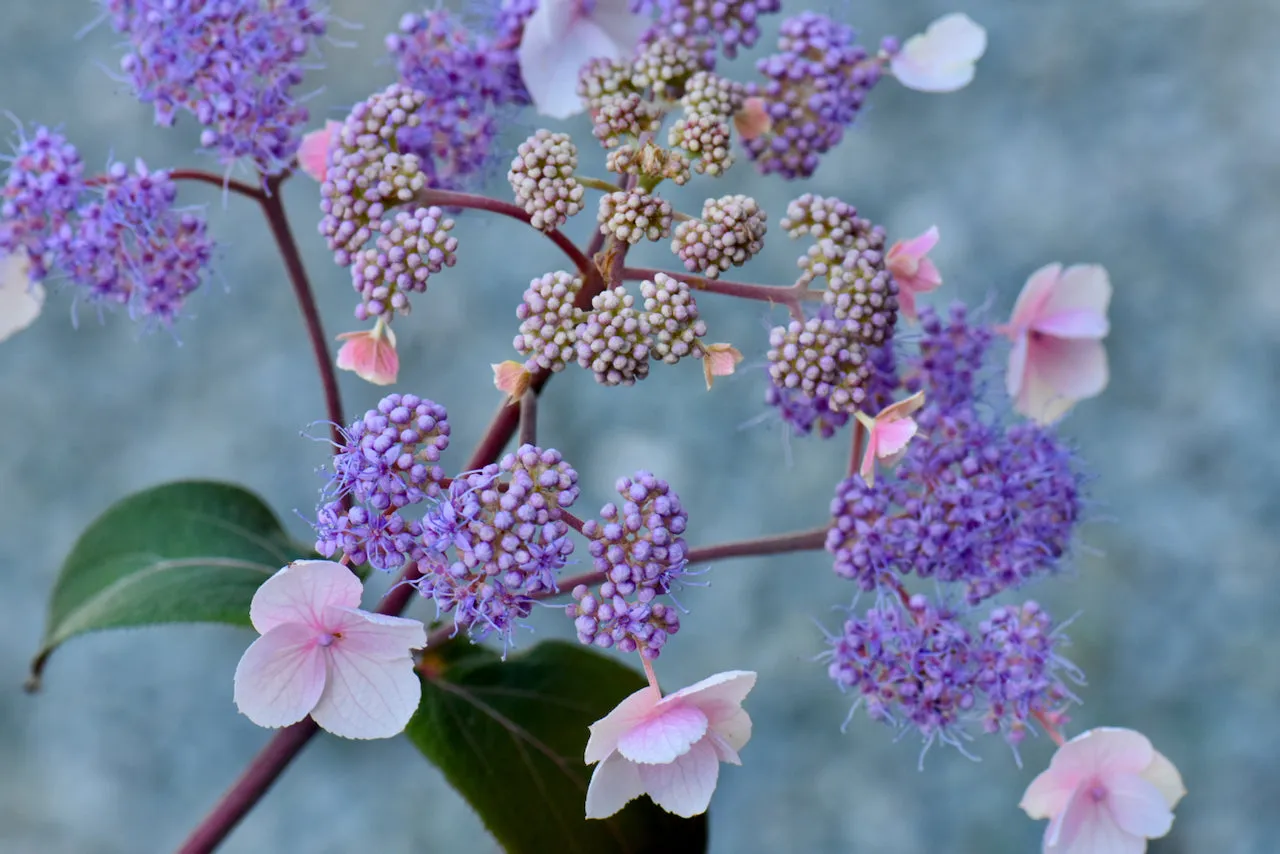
1021 727 1185 854
0 251 42 342
585 670 756 818
1000 263 1111 424
890 13 987 93
233 560 427 739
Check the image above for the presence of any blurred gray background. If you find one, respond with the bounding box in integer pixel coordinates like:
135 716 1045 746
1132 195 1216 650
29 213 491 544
2 0 1274 851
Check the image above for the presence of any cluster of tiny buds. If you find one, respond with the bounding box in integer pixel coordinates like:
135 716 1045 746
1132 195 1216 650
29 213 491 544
681 71 748 119
513 270 583 373
567 472 690 658
351 206 457 321
629 38 702 101
642 273 707 364
575 285 652 386
672 194 767 277
592 93 663 149
508 130 585 232
668 113 733 175
767 316 871 414
598 190 674 244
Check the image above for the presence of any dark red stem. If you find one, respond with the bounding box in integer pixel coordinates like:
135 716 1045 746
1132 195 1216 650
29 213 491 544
169 169 266 201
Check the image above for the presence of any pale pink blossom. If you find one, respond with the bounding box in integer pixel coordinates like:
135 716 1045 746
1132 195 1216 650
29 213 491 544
584 670 756 819
854 391 925 485
733 97 772 141
702 342 743 390
886 226 942 321
1021 727 1186 854
491 359 533 401
0 251 43 342
233 560 426 739
891 13 987 93
336 321 399 386
517 0 648 119
999 263 1111 424
297 120 340 181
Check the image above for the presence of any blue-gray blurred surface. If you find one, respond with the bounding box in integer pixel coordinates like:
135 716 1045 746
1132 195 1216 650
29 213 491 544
2 0 1275 851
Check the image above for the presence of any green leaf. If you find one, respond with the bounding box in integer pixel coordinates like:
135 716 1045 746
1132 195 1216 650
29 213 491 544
29 480 306 689
407 640 708 854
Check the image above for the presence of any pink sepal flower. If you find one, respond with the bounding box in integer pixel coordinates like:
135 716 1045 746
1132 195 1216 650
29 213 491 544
517 0 647 119
0 251 43 342
733 97 772 141
854 391 926 486
584 670 757 819
702 342 743 390
886 226 942 321
999 263 1111 424
1021 727 1186 854
891 13 987 93
298 120 341 181
336 321 399 386
233 560 427 739
492 359 533 401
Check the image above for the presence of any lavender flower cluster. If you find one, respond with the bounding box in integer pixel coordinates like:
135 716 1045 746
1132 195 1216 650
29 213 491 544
0 126 213 324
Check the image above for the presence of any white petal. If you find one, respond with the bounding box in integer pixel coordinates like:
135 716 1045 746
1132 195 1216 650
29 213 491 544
1041 264 1112 320
233 622 326 729
589 0 648 56
891 15 986 93
585 751 646 819
1105 772 1175 839
519 13 630 119
585 685 661 764
637 737 721 818
309 617 422 739
249 560 363 635
326 606 427 655
665 670 757 752
1140 749 1186 810
0 251 43 342
1049 783 1145 854
617 703 708 765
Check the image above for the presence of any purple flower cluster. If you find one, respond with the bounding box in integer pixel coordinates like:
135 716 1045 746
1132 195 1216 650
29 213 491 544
315 394 451 571
387 8 530 190
825 595 1078 757
102 0 327 175
820 304 1085 755
744 14 883 179
0 127 213 324
765 341 895 438
568 472 689 658
634 0 782 67
410 445 579 645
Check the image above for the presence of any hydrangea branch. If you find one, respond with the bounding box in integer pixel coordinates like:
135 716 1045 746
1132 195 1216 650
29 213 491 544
169 169 267 202
518 389 538 447
622 266 822 320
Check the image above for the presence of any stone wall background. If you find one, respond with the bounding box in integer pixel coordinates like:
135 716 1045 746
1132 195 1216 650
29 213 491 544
2 1 1276 851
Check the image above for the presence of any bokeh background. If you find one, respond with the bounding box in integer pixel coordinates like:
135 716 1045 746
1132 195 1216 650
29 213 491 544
2 0 1275 851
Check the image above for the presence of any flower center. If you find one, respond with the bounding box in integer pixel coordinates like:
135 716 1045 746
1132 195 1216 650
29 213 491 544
317 632 338 648
1087 779 1108 803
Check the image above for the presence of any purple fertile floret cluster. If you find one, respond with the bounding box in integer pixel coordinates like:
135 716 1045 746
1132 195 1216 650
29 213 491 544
102 0 327 175
0 127 213 324
387 8 531 190
568 472 689 659
635 0 782 67
744 13 883 178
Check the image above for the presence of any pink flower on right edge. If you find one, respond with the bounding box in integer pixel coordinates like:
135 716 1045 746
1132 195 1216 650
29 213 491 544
1021 727 1186 854
584 671 756 819
1000 263 1111 424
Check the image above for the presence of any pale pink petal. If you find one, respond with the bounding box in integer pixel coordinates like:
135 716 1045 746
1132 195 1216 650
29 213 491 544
1104 771 1174 839
249 560 363 635
1006 330 1029 399
859 431 879 484
585 751 646 819
896 226 940 259
876 389 926 422
336 325 399 386
1140 749 1186 809
1009 263 1063 332
891 14 987 93
587 0 648 57
297 120 340 181
897 287 920 323
913 256 942 289
873 417 918 459
1051 728 1155 782
1017 336 1108 423
704 728 742 765
233 622 327 729
617 703 709 765
703 342 743 390
519 0 637 120
1032 309 1109 339
666 670 756 751
325 606 427 655
585 685 662 764
1050 784 1145 854
637 737 720 818
1020 768 1078 821
309 631 422 740
733 97 772 141
492 360 533 401
1040 264 1111 319
0 251 43 342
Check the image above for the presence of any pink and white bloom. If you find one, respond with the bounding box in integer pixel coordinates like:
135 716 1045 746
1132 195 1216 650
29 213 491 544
1021 727 1186 854
233 560 427 739
584 670 757 819
0 251 43 342
297 120 340 181
891 13 987 93
886 226 942 321
702 342 743 390
854 391 925 485
1000 263 1111 425
336 321 399 386
492 359 533 401
517 0 648 120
